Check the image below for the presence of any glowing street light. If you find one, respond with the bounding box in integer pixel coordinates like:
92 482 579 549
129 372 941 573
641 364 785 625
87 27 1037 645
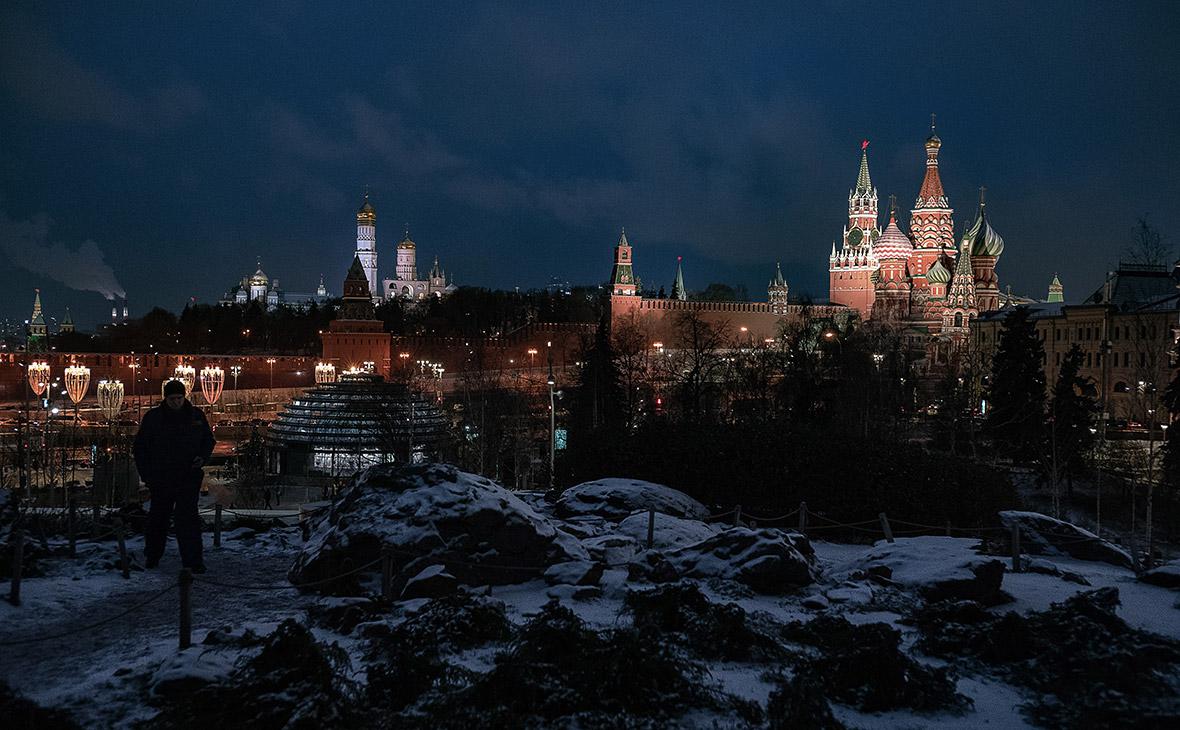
315 362 337 384
28 361 50 397
266 357 277 391
200 366 225 406
64 365 91 405
97 380 124 420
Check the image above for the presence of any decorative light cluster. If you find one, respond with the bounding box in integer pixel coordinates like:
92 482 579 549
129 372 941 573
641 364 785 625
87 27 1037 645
200 366 225 405
64 365 91 405
97 380 124 419
315 362 337 384
163 364 197 398
27 361 51 396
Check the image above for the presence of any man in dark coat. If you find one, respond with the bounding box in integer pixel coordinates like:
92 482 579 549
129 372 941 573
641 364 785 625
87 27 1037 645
133 379 215 571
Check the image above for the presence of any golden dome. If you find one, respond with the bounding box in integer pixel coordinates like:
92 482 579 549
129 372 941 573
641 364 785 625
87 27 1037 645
397 229 416 250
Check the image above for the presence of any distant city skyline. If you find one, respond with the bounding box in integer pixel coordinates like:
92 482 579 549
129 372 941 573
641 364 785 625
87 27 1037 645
3 2 1178 328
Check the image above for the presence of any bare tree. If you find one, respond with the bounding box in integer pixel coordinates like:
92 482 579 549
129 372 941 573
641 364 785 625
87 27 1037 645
666 310 730 423
1123 217 1170 267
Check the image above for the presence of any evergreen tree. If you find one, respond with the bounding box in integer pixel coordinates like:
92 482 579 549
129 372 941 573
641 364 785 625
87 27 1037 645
986 306 1046 463
559 321 625 485
1046 345 1098 497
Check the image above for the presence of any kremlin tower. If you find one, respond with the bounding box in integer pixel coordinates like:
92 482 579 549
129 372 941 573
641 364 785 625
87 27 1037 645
828 141 880 319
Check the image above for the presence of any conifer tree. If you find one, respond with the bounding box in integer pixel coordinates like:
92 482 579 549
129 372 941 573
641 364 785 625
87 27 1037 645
1046 344 1098 501
986 306 1046 463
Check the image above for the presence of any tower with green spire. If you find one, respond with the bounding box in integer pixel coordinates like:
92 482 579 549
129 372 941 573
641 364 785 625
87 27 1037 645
1047 274 1064 303
609 229 638 296
26 289 47 353
670 256 687 301
60 306 75 334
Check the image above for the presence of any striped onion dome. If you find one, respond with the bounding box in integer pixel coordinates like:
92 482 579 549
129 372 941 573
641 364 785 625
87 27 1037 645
265 374 447 452
873 214 913 261
926 257 952 285
965 202 1005 257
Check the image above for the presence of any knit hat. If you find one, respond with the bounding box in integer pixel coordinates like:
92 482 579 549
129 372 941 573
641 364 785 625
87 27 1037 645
163 379 186 397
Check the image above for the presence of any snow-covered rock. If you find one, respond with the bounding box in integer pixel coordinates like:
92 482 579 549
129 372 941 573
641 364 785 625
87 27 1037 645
289 463 588 590
150 648 235 696
544 560 604 587
1140 559 1180 589
631 527 817 594
555 478 710 521
617 511 717 549
999 511 1133 569
401 565 458 600
854 536 1010 605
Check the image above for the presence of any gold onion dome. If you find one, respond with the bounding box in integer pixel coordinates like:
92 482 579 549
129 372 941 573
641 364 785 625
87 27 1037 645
397 229 416 250
926 257 952 285
250 264 269 285
873 212 913 261
357 195 376 223
965 201 1005 257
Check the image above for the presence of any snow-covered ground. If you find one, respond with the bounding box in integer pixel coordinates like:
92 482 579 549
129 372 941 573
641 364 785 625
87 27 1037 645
2 470 1178 728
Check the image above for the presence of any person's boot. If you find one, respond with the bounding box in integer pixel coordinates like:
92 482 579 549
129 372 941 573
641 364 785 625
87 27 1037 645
144 555 160 569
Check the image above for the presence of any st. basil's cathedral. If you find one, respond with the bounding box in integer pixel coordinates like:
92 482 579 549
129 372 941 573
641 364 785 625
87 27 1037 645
829 121 1006 357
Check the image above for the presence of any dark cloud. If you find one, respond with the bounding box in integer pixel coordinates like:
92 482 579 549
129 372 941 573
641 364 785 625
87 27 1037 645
1 1 1178 326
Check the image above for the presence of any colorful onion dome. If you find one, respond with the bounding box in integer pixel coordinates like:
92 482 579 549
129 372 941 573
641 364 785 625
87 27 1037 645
965 200 1005 257
873 212 913 261
926 256 952 285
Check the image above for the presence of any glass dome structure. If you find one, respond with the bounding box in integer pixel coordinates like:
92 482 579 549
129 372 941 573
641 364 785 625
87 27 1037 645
265 373 448 477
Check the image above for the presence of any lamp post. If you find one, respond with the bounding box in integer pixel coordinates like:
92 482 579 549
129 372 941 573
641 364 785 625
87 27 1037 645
64 365 90 489
128 360 140 418
26 362 50 494
266 358 277 395
229 365 242 409
547 341 556 491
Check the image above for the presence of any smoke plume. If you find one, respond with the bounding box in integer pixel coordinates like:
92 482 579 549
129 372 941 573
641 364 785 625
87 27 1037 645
0 210 126 299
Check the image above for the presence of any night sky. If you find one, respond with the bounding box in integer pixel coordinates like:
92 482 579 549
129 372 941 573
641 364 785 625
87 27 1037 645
2 1 1177 328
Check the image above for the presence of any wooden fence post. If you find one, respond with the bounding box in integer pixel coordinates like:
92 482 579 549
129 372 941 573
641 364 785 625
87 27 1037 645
381 545 394 601
178 569 193 650
945 520 952 537
798 502 808 536
734 504 743 528
879 512 895 543
213 504 222 548
646 510 656 549
91 503 101 540
1010 525 1021 573
116 517 130 579
8 528 23 606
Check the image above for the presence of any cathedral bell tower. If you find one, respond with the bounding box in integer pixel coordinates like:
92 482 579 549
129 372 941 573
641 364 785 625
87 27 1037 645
355 193 379 303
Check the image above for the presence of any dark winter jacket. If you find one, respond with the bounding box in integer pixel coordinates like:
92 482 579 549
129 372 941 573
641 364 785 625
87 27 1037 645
133 400 215 485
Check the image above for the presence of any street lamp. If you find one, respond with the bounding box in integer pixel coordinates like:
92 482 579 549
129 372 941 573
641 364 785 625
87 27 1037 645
547 342 556 491
527 348 538 367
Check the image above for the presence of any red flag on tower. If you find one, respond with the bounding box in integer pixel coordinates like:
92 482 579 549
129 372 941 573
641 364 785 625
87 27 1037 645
861 139 869 150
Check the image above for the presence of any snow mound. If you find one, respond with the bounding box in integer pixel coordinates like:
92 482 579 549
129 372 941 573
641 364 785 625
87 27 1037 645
999 511 1133 568
632 527 817 594
289 463 587 591
617 511 718 549
555 478 709 521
